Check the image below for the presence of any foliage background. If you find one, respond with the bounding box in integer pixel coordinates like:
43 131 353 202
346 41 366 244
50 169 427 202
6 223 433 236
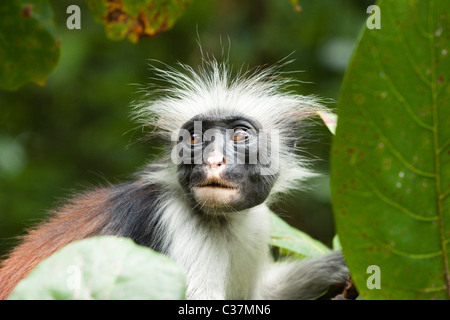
0 0 373 258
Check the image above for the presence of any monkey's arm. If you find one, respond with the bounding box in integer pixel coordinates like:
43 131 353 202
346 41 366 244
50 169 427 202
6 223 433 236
256 251 349 300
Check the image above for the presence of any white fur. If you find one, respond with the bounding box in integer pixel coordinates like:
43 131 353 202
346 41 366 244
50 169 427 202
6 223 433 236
143 180 348 300
156 195 271 299
139 167 272 299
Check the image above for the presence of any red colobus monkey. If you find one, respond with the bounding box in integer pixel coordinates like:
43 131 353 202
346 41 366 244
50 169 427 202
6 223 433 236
0 59 348 300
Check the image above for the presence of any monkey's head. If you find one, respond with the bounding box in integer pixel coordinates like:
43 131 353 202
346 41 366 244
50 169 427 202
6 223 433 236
135 59 327 215
174 113 280 213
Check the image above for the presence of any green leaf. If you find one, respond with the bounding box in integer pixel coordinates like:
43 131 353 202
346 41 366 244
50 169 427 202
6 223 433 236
331 0 450 299
8 236 186 300
85 0 192 43
270 212 331 258
0 0 60 90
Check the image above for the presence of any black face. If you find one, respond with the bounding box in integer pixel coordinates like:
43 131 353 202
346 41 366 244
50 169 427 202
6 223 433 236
174 113 279 214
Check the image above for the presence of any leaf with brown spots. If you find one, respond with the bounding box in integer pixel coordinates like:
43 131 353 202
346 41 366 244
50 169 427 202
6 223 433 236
86 0 191 43
0 0 60 90
331 0 450 299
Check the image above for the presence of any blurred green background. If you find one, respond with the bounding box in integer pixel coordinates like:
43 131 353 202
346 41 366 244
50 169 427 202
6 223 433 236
0 0 373 257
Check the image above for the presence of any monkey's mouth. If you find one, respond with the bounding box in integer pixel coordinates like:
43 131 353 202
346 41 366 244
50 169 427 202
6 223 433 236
192 178 240 207
195 180 238 189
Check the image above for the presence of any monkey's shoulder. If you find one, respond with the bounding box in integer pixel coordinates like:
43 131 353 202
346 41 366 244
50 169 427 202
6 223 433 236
49 180 165 250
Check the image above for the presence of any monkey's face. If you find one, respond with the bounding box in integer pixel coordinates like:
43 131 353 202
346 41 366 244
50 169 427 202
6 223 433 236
175 114 279 214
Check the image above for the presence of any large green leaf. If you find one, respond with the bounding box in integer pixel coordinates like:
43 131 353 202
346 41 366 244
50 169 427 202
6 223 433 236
8 236 186 300
0 0 60 90
86 0 191 43
331 0 450 299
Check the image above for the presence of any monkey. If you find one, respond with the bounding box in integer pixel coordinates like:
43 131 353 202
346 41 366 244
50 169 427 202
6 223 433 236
0 58 348 300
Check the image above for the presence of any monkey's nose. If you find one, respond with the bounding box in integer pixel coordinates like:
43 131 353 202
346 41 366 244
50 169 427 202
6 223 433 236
206 150 226 169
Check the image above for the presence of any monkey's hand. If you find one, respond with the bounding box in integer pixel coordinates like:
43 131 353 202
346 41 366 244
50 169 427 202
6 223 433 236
256 250 349 300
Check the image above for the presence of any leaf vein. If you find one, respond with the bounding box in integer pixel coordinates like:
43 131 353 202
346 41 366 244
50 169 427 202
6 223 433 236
428 0 450 298
371 47 434 132
359 170 438 222
363 111 436 178
387 8 432 88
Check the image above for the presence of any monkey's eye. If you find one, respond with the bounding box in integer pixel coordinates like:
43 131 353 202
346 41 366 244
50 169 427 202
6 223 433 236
232 128 250 143
189 133 202 145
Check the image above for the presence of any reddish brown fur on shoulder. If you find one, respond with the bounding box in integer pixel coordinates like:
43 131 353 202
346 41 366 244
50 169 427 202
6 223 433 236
0 187 113 300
